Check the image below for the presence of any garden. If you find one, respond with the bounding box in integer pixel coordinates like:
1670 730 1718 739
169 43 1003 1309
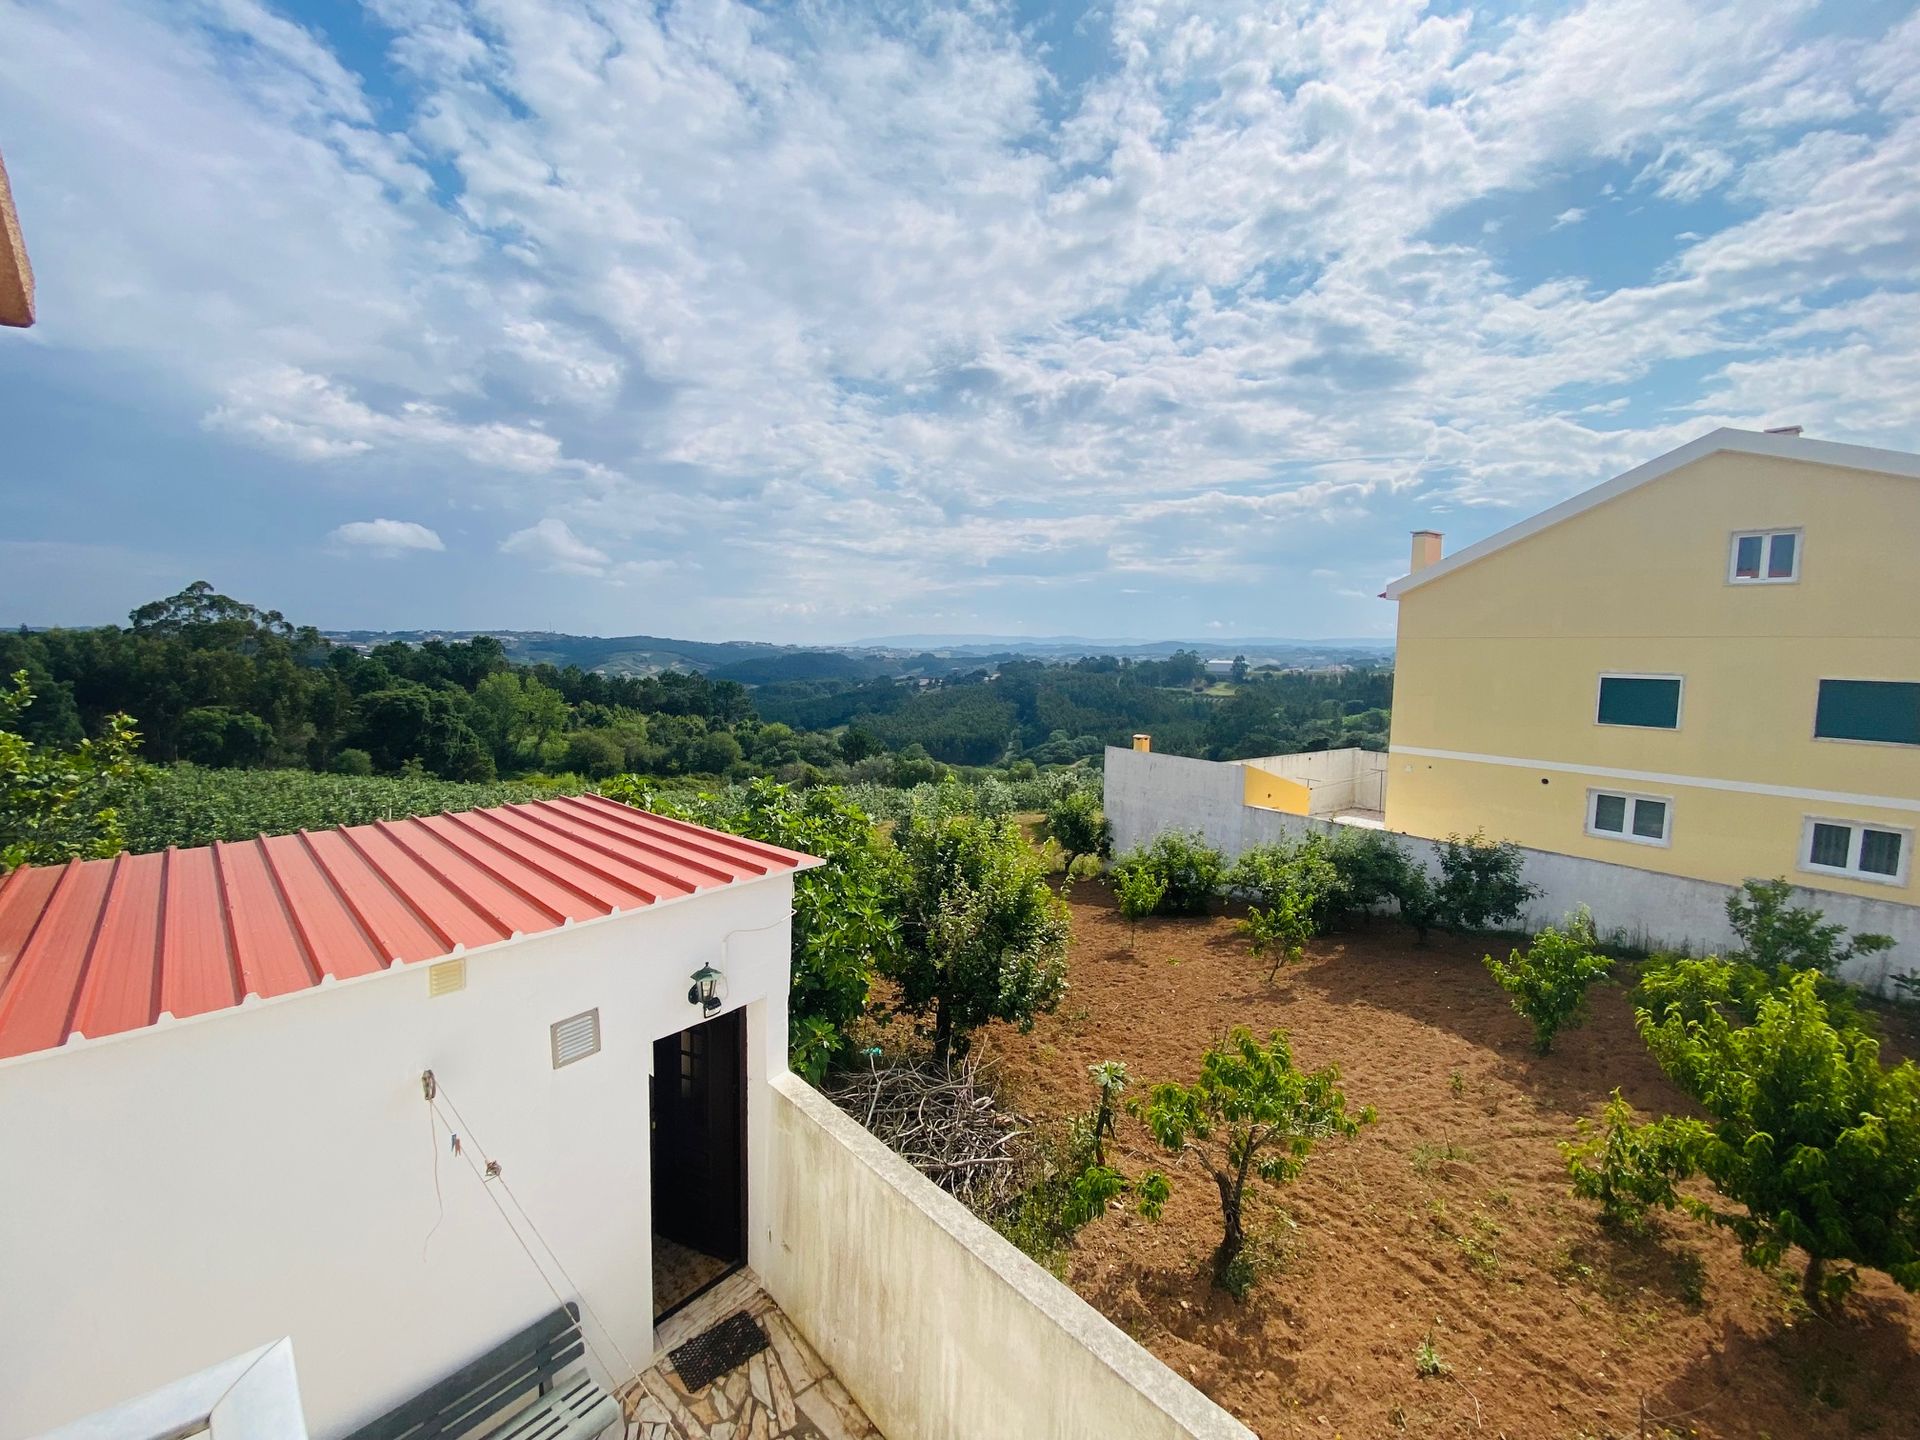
843 821 1920 1439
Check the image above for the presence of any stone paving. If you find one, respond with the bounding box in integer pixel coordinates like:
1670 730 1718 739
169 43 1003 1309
619 1271 881 1440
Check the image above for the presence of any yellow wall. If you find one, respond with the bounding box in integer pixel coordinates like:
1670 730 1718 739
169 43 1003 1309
1243 766 1310 815
1386 450 1920 901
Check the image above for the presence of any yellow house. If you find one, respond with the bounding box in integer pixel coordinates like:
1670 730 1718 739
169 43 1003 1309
1382 428 1920 903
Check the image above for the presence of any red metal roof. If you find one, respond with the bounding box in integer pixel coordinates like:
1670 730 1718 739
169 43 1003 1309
0 794 817 1062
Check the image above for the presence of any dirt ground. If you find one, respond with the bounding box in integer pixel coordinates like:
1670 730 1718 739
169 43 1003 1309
971 885 1920 1440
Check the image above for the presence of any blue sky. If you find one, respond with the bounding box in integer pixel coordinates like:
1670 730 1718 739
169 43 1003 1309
2 0 1916 643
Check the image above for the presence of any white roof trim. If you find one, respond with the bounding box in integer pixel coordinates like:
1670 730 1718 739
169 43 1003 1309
1381 428 1920 600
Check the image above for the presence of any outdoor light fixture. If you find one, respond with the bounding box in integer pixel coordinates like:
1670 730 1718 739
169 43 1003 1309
687 963 726 1017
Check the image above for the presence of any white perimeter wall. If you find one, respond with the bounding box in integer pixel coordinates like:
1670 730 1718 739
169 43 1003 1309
0 875 796 1440
761 1075 1256 1440
1241 747 1386 816
1107 747 1919 988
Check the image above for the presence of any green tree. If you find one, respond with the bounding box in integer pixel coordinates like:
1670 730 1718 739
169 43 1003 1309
1239 892 1315 982
1045 787 1111 872
891 811 1070 1058
1638 968 1920 1312
1431 831 1536 933
562 729 625 778
1484 905 1613 1053
1133 1027 1373 1291
1113 831 1225 916
1 671 147 870
1725 877 1893 977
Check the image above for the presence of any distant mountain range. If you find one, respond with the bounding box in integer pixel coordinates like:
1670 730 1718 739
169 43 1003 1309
319 627 1393 680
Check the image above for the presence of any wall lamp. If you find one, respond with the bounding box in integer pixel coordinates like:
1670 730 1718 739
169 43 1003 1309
687 963 726 1018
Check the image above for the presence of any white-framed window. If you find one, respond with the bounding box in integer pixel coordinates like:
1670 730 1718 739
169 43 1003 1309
1728 528 1800 584
1587 789 1673 847
1595 673 1684 730
1799 817 1910 886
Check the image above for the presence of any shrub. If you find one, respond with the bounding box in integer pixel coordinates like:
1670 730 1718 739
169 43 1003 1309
1321 828 1423 927
1230 836 1343 927
1483 906 1613 1053
891 811 1070 1058
1 671 146 870
1562 1089 1707 1232
1113 831 1226 916
328 747 374 777
1430 831 1537 934
1133 1027 1373 1292
1637 968 1920 1312
1726 877 1893 978
1045 787 1111 872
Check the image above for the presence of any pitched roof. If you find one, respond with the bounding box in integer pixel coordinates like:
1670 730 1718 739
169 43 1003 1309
1381 428 1920 600
0 794 819 1062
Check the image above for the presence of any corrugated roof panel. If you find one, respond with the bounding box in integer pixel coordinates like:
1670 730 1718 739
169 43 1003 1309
298 827 452 964
0 796 818 1061
0 860 114 1055
213 840 318 1000
257 833 388 983
69 851 166 1040
160 845 240 1021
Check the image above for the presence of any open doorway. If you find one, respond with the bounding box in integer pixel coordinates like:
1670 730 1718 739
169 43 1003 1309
650 1007 747 1322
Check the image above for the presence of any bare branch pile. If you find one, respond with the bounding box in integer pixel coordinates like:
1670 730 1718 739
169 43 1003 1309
824 1054 1029 1213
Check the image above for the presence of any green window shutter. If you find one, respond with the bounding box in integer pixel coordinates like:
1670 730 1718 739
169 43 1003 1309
1814 680 1920 746
1597 676 1682 729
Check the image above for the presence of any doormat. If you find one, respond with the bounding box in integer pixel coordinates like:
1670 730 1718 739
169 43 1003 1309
670 1311 769 1393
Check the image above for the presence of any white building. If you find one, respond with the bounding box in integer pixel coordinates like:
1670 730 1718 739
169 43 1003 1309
1 794 1253 1440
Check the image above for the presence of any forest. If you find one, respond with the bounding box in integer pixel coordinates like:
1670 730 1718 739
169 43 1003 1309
2 582 1391 784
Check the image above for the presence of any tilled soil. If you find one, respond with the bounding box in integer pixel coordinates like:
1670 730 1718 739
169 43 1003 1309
971 886 1920 1440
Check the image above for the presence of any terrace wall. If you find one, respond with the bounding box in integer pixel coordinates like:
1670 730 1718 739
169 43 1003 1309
760 1073 1257 1440
1106 746 1919 988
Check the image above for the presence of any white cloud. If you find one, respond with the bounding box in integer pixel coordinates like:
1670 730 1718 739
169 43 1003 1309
2 0 1917 637
499 518 612 576
328 519 446 556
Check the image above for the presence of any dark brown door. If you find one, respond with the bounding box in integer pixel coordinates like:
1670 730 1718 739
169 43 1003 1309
651 1008 746 1264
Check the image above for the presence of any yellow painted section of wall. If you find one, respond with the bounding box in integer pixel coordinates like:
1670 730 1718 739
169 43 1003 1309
1243 766 1311 815
1386 450 1920 899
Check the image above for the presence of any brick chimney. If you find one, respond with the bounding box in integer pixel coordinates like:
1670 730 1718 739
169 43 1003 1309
1409 530 1443 572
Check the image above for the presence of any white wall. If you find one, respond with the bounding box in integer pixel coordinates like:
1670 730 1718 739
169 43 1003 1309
0 876 796 1440
1107 747 1919 988
760 1075 1256 1440
1242 747 1386 816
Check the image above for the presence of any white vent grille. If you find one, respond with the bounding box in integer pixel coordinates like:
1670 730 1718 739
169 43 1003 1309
550 1009 601 1069
427 958 467 997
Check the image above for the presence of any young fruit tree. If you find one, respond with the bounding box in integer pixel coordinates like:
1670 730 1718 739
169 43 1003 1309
1133 1027 1374 1292
1238 891 1315 982
1725 877 1893 978
1114 864 1166 952
1483 905 1613 1053
1561 1089 1709 1233
891 811 1071 1059
1637 967 1920 1312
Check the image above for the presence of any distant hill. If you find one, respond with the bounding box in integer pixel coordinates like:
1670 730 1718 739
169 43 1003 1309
319 627 1393 681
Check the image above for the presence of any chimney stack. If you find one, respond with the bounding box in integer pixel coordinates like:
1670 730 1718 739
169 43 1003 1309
1410 530 1443 573
1132 733 1152 753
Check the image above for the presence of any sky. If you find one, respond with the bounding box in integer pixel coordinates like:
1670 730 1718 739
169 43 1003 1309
1 0 1917 645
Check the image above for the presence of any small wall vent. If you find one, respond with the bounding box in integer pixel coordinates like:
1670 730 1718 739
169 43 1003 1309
550 1009 602 1069
427 958 467 997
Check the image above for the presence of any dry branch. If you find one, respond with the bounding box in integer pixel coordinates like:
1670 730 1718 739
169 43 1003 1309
824 1054 1029 1212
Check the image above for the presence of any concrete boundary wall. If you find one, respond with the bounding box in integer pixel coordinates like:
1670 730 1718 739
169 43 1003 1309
1105 747 1919 989
760 1074 1256 1440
